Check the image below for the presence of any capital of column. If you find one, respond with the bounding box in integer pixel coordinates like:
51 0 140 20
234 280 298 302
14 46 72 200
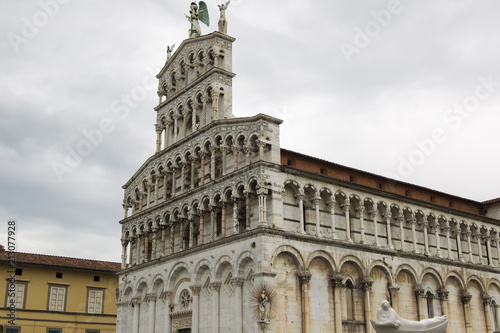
298 271 312 284
330 273 344 288
312 197 321 205
482 293 493 305
209 282 221 291
210 90 221 99
256 187 268 196
341 203 350 211
130 297 141 307
414 287 425 298
388 284 400 292
361 279 373 291
144 293 157 303
438 288 449 301
460 292 472 304
255 139 266 148
356 205 365 214
190 285 202 296
198 150 208 159
383 212 392 221
231 277 245 287
154 123 165 132
121 238 129 246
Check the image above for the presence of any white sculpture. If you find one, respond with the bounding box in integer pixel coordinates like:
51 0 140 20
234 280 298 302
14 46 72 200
370 301 448 333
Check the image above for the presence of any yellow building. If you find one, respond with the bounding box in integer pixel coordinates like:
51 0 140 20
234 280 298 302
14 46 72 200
0 248 120 333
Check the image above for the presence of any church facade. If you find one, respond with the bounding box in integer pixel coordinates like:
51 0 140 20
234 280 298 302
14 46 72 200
116 14 500 333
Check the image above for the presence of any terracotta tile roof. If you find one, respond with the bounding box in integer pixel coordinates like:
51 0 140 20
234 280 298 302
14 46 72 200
0 250 120 272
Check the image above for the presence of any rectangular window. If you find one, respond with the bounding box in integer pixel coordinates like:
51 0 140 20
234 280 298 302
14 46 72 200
47 330 62 333
6 328 20 333
87 288 104 314
48 285 66 311
6 282 27 309
86 330 100 333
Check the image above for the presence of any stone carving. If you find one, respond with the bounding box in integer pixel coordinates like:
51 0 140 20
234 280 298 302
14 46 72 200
218 1 230 33
251 283 276 331
167 44 175 60
371 301 448 333
258 288 271 321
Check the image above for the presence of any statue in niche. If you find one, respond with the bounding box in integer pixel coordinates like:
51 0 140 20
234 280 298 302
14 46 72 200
218 1 230 33
258 288 271 322
185 2 210 38
371 301 448 333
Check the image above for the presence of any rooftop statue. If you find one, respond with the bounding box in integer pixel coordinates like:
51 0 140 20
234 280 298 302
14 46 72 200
166 44 175 60
218 0 230 34
371 301 448 333
185 2 210 38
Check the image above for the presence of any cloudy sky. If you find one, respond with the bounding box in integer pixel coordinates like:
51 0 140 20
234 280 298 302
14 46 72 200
1 1 499 262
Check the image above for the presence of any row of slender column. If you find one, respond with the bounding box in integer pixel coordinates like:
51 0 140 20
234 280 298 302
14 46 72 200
121 193 263 269
123 274 497 333
292 197 500 268
127 278 246 333
294 271 497 333
124 145 259 219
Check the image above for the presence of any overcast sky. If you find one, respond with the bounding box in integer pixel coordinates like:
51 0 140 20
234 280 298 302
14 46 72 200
1 1 499 262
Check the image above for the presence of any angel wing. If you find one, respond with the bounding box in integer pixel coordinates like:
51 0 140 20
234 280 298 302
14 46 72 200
224 0 231 9
170 44 176 52
198 1 210 26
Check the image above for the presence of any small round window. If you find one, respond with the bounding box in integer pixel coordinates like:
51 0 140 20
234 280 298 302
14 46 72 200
179 289 191 309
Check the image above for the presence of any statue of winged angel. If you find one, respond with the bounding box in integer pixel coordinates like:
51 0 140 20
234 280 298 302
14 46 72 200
185 2 210 38
218 0 230 33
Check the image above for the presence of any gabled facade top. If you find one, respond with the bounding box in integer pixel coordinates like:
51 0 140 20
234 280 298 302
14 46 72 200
155 31 236 147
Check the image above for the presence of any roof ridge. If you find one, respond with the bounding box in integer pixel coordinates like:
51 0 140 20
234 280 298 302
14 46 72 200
3 250 119 264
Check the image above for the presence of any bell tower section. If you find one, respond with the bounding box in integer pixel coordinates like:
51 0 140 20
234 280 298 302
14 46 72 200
154 31 236 151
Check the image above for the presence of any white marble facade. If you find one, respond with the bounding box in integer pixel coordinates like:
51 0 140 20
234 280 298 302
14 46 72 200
116 30 500 333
